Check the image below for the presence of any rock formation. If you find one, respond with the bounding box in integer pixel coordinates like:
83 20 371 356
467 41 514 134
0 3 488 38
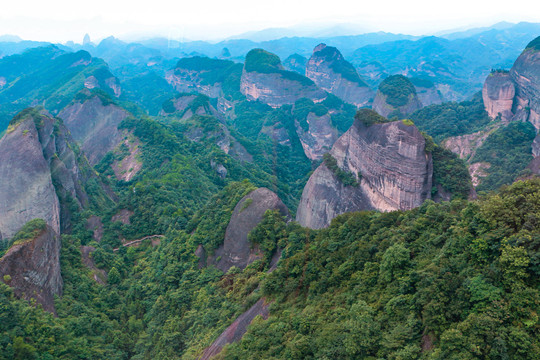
240 49 326 107
0 222 62 314
482 71 515 122
411 77 443 107
372 75 422 118
58 91 129 165
295 111 338 160
166 57 241 98
510 37 540 130
297 110 432 229
305 44 373 107
0 111 61 239
211 188 289 272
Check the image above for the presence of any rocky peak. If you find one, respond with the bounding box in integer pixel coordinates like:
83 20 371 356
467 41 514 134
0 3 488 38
0 221 62 314
372 75 422 119
210 188 289 272
240 49 326 107
296 109 432 229
283 53 308 75
482 71 515 122
305 43 373 107
58 91 129 165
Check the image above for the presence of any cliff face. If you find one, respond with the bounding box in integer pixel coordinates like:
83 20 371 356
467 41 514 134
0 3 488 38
240 49 326 107
295 111 338 160
305 44 373 107
58 94 129 165
372 75 422 118
211 188 288 273
0 114 61 239
510 39 540 130
297 111 432 229
0 224 62 313
482 72 515 121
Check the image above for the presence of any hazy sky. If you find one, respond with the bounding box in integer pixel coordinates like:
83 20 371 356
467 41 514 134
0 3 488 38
1 0 540 43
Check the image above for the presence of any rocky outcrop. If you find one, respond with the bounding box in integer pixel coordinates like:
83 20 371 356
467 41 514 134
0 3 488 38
305 44 373 107
111 136 142 182
295 111 338 160
0 223 62 314
198 298 270 360
482 72 515 122
0 113 61 239
442 127 495 161
58 93 129 165
510 37 540 131
297 110 432 229
211 188 289 273
240 49 326 107
411 78 443 107
372 75 422 119
166 57 241 98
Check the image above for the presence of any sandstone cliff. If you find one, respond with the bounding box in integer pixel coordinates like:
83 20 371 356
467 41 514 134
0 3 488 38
510 36 540 130
283 53 307 75
482 71 515 122
295 111 338 161
297 110 432 229
58 92 129 165
240 49 326 107
0 112 61 239
305 44 373 107
0 221 62 314
411 77 443 107
372 75 422 118
210 188 289 273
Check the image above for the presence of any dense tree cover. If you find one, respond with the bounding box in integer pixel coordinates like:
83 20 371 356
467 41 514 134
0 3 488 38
431 145 472 199
410 92 492 142
472 121 536 192
354 108 390 127
221 179 540 360
525 35 540 51
0 46 118 132
121 72 177 115
378 75 417 108
244 49 315 86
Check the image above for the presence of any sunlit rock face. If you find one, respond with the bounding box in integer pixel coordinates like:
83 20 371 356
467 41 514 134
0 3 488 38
482 72 515 122
305 43 373 107
297 110 432 229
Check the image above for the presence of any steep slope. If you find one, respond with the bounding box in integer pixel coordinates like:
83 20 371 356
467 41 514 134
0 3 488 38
209 188 289 272
240 49 326 107
57 90 129 165
482 70 515 121
510 36 540 129
282 53 307 75
305 43 373 107
297 110 432 229
372 75 422 118
0 46 120 132
0 221 62 313
0 112 61 239
411 77 443 106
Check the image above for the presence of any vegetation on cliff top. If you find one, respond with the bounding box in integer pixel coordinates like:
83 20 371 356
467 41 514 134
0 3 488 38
525 36 540 51
354 108 390 127
244 49 315 87
314 45 369 86
378 75 417 108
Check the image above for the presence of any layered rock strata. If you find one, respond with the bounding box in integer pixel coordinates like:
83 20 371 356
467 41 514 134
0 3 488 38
297 111 432 229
